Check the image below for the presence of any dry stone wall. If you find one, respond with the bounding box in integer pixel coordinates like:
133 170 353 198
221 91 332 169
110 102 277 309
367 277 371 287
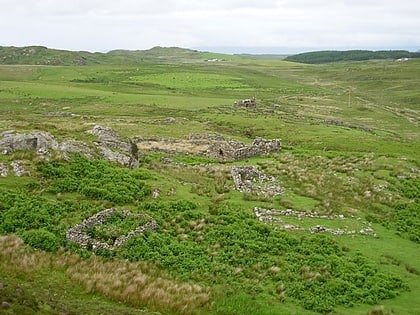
66 208 158 250
254 207 377 237
207 136 281 162
135 133 281 162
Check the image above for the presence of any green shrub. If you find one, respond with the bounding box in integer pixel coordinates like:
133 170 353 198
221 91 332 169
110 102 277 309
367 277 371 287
37 155 151 204
21 229 60 252
384 202 420 243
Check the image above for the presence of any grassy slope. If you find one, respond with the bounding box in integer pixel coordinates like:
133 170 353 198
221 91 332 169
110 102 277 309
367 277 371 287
0 45 244 65
0 56 419 314
284 50 420 64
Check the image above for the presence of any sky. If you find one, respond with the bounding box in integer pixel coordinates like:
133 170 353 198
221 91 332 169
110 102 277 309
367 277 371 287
1 0 419 54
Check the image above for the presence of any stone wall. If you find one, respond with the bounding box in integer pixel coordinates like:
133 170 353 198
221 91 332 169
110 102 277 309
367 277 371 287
135 134 281 162
207 137 281 161
324 119 372 133
66 208 158 250
254 207 377 237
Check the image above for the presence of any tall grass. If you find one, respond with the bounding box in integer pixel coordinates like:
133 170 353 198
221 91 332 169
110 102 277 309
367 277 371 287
0 234 209 315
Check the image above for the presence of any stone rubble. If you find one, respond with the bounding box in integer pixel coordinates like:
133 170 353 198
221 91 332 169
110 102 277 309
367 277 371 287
0 162 8 177
323 118 373 133
11 161 30 177
207 137 281 162
231 166 283 197
234 97 257 108
254 207 377 237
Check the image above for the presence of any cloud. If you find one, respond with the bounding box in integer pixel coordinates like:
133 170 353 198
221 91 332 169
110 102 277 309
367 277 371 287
1 0 419 52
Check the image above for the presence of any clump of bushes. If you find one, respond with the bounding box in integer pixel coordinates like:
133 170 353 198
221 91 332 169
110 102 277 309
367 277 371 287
21 229 60 252
37 155 151 204
119 201 407 313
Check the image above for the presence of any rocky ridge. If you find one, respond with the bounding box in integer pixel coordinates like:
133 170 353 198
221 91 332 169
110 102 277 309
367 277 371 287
0 125 139 173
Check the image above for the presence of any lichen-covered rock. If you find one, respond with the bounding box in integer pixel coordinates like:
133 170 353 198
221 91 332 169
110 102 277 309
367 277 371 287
0 131 58 153
88 125 139 168
88 125 131 151
11 161 30 176
0 126 139 168
59 139 94 156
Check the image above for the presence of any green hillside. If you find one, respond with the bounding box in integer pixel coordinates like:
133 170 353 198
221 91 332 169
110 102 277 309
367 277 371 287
285 50 420 64
0 50 419 315
0 45 237 65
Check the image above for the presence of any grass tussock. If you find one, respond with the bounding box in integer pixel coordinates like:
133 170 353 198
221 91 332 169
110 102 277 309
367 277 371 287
0 235 209 315
66 256 210 314
0 235 53 273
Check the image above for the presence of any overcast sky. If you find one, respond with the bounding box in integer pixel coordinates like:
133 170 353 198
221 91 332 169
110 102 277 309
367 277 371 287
1 0 419 53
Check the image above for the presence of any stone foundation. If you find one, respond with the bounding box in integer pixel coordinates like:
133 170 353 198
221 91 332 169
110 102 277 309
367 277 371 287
231 166 283 196
66 208 158 250
254 207 377 237
134 134 281 162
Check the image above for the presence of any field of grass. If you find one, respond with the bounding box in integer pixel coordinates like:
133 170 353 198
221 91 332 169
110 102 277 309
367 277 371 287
0 54 419 315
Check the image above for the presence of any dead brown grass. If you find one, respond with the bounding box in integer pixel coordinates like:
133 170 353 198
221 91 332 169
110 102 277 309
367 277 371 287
0 234 210 315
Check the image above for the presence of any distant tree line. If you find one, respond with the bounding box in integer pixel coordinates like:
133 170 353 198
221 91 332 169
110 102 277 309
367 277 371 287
285 50 420 64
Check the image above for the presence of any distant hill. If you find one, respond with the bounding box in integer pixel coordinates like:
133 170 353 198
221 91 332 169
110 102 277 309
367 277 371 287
0 45 232 65
285 50 420 64
235 53 289 60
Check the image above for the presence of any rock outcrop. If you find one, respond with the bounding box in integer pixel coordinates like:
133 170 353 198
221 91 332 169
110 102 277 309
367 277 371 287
0 130 58 153
0 125 139 168
88 125 132 152
88 125 139 168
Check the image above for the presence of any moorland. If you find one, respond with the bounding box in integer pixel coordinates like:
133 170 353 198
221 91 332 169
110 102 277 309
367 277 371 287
0 47 419 315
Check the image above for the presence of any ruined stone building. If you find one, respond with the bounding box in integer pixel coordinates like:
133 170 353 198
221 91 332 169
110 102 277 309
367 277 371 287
135 133 281 162
207 137 281 161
